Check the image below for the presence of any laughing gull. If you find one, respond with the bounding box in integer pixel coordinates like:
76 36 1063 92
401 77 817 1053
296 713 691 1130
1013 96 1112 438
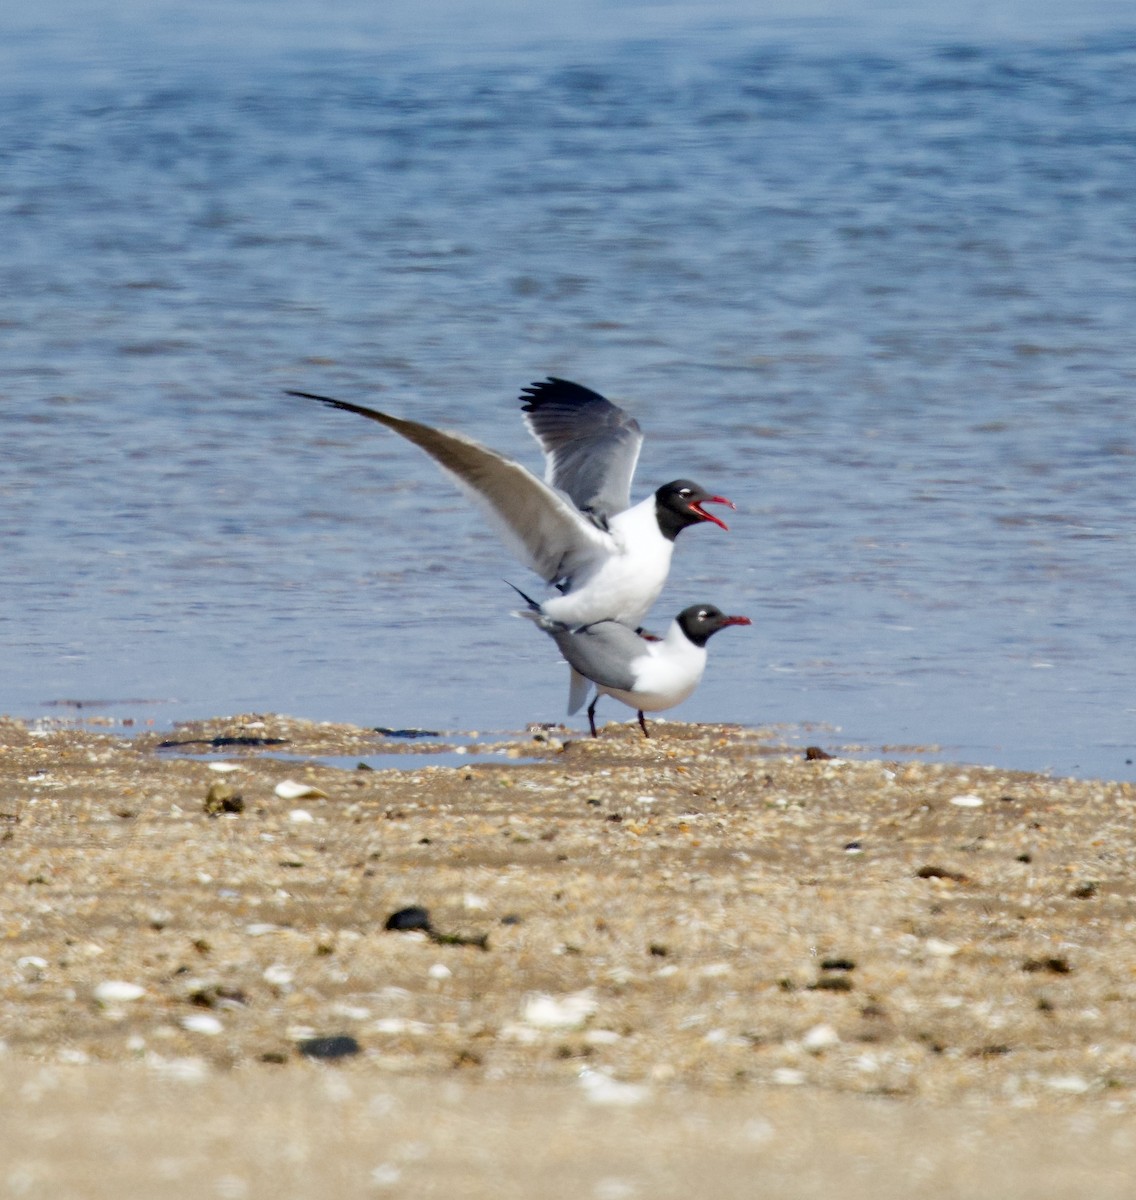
288 378 734 629
512 585 751 738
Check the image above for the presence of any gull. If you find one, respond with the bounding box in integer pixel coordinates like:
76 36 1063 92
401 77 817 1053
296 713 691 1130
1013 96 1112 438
512 584 751 737
288 377 733 630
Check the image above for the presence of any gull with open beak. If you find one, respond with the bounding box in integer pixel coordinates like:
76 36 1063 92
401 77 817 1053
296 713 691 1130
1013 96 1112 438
288 377 734 631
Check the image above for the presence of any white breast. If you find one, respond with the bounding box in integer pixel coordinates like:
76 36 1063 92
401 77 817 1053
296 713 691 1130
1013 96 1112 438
540 495 671 627
601 622 708 713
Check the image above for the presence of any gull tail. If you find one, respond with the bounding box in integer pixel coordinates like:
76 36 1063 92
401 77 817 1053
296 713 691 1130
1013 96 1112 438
566 668 591 715
505 580 542 614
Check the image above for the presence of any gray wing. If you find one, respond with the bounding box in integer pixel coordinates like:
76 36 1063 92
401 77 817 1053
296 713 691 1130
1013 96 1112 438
519 378 644 526
549 619 646 693
291 391 610 585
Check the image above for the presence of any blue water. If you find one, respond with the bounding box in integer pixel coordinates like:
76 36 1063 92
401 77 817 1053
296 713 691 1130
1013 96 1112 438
2 1 1134 779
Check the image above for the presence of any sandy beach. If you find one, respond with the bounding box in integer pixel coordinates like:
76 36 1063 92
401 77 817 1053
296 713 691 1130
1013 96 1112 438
2 712 1135 1198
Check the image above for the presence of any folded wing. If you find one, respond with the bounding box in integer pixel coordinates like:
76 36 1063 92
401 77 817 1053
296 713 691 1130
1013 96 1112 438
547 619 644 694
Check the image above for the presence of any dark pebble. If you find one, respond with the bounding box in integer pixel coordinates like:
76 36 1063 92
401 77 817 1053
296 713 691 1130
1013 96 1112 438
649 943 669 957
373 727 440 739
298 1035 361 1060
385 906 433 933
430 930 490 950
1023 956 1072 974
971 1044 1012 1058
821 957 856 972
500 914 523 926
190 985 249 1009
1069 881 1098 899
805 746 833 761
808 975 853 992
915 864 968 883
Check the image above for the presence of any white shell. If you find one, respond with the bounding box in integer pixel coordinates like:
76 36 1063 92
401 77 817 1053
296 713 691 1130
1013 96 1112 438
94 981 145 1004
181 1013 224 1035
274 780 327 800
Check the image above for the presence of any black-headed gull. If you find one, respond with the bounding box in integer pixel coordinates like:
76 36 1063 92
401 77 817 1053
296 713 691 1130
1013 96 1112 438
288 378 734 629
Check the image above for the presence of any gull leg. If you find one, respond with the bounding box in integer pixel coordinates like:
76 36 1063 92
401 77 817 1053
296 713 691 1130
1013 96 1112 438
587 697 599 738
637 710 650 738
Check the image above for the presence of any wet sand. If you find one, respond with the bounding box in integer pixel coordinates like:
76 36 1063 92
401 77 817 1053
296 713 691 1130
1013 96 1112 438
2 713 1134 1197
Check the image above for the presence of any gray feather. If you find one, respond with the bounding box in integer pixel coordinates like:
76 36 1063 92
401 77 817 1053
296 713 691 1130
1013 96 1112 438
520 378 643 525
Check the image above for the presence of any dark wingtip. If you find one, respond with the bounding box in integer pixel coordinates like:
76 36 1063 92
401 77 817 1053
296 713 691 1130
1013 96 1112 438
518 376 607 412
286 389 344 407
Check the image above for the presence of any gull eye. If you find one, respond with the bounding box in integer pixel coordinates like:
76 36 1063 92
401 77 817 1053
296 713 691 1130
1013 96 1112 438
678 487 692 498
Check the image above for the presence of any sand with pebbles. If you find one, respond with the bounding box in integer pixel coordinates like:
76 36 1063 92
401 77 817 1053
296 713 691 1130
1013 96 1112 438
1 712 1135 1197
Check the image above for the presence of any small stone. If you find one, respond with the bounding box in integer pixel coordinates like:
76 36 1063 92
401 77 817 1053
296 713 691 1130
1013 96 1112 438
1023 956 1072 974
949 794 984 808
522 989 598 1031
925 938 960 957
384 906 433 933
94 981 145 1004
772 1067 806 1086
298 1035 361 1060
203 781 244 816
805 746 833 760
915 865 968 883
820 957 855 972
263 964 295 989
808 975 852 992
288 809 315 823
427 963 452 981
577 1067 649 1107
1046 1074 1091 1094
802 1023 841 1053
181 1013 224 1036
275 780 328 801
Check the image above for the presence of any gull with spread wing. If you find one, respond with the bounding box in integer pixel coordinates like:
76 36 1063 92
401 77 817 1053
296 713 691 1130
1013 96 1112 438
288 377 734 631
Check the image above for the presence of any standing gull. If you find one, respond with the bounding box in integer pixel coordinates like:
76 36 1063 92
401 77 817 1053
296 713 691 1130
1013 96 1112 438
512 584 751 737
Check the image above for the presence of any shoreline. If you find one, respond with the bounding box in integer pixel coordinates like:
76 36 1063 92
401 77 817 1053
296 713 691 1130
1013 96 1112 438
2 712 1135 1195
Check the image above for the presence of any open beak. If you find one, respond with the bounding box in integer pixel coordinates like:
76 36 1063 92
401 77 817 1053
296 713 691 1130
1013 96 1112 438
690 496 735 531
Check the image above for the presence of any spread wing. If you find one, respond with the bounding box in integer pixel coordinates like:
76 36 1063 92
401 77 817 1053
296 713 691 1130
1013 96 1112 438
291 391 610 585
519 378 643 526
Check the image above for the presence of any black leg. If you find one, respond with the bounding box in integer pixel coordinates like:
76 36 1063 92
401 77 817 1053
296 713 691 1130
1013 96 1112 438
587 697 599 738
637 710 649 738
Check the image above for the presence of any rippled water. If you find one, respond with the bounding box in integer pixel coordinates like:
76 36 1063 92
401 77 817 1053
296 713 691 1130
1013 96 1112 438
2 1 1134 778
